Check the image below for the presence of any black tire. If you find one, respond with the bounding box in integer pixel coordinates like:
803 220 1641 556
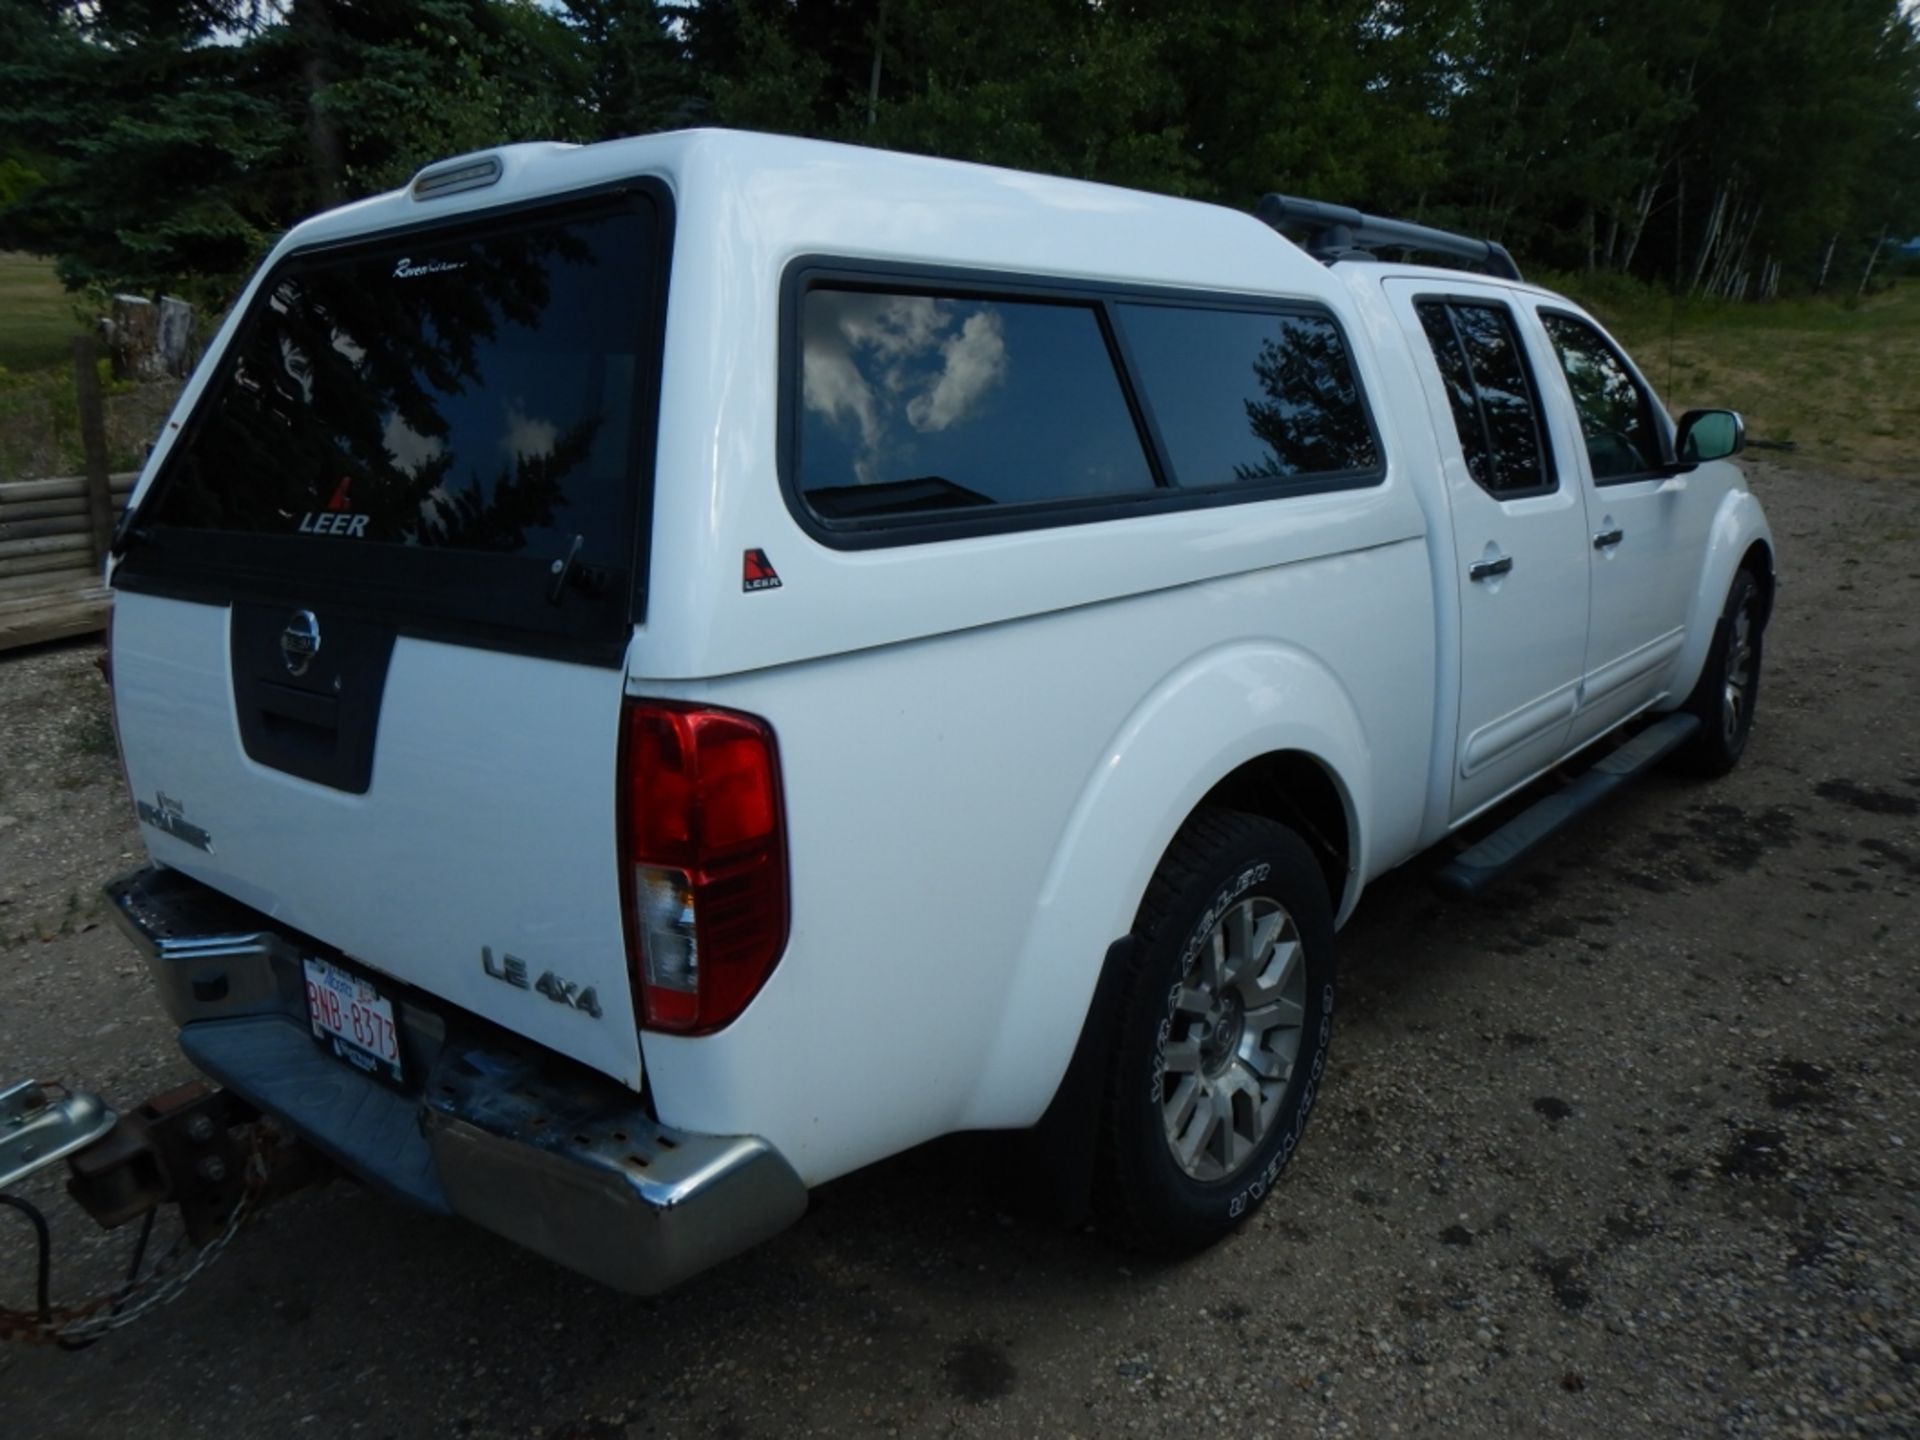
1095 808 1335 1254
1676 567 1765 778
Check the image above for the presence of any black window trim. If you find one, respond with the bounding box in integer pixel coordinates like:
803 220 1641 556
1413 292 1559 503
113 177 676 669
1535 304 1677 488
778 257 1389 550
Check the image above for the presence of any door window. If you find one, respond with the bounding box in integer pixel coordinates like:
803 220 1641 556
1540 313 1666 481
1415 300 1554 497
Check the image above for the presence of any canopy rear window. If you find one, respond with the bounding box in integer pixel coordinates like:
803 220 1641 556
122 189 665 660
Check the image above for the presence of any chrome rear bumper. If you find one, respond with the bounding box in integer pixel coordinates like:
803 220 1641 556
104 866 806 1295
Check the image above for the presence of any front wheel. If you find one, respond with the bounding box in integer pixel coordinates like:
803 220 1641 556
1096 808 1335 1254
1677 567 1765 777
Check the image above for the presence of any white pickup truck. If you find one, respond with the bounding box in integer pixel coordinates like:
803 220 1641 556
100 129 1773 1294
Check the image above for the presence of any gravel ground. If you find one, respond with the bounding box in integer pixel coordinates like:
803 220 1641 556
0 456 1915 1439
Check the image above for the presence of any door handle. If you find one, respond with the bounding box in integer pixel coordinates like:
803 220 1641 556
1468 555 1513 582
1593 528 1625 549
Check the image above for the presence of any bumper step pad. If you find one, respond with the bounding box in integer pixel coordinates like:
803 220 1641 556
180 1015 450 1213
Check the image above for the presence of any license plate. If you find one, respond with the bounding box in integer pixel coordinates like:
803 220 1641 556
303 957 402 1083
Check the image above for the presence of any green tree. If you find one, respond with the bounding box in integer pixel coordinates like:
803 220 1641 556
862 0 1194 194
1 0 1914 303
555 0 702 140
0 0 293 296
1626 0 1920 295
0 0 587 301
678 0 1194 193
1114 0 1471 211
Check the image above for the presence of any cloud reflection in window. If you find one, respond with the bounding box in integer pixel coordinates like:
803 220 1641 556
802 293 1009 482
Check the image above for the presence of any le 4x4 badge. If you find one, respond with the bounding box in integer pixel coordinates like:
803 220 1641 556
743 549 782 592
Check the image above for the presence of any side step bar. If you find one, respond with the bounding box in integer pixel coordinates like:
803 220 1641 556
1435 713 1701 897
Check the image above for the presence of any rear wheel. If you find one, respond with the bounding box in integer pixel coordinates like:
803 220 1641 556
1677 568 1764 777
1096 808 1335 1254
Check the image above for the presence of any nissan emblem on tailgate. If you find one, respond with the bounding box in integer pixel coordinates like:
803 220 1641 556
280 610 321 676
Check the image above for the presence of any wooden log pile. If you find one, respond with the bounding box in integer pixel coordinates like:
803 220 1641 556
0 334 186 652
0 471 135 651
0 471 137 591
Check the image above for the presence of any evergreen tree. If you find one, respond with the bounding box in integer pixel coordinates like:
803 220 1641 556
0 0 584 301
0 0 292 296
0 0 1913 301
554 0 701 141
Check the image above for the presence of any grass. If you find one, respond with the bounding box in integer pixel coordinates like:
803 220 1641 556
0 360 169 482
1547 271 1920 482
0 250 80 372
0 252 184 481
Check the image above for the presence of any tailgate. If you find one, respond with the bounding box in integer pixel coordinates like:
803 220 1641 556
105 183 671 1087
110 594 643 1085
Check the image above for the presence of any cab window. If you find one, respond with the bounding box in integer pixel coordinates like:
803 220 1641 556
1415 300 1554 498
1540 313 1665 481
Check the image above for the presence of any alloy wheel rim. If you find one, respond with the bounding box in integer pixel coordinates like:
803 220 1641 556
1722 598 1756 746
1159 896 1308 1182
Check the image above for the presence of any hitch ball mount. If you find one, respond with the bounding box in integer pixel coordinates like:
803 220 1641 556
3 1077 307 1247
0 1081 117 1191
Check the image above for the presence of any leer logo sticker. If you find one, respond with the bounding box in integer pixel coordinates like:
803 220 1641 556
298 475 370 537
743 548 782 592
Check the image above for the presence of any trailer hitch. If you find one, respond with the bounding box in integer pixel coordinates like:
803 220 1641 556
1 1078 329 1347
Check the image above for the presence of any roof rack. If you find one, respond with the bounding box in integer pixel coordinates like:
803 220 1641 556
1256 194 1522 282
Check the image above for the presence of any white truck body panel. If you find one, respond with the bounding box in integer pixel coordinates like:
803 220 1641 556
640 540 1432 1182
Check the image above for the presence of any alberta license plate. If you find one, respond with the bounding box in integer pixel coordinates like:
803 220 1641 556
303 957 402 1083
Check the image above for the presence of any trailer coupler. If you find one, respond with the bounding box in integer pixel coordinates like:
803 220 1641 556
1 1078 329 1347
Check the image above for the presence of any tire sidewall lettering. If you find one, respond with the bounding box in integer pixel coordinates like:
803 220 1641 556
1108 821 1337 1250
1217 968 1336 1220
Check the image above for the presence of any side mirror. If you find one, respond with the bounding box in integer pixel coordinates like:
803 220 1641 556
1675 408 1745 464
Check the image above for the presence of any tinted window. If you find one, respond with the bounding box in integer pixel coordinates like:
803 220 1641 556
1540 313 1665 480
1118 305 1380 485
1418 303 1492 489
796 289 1155 521
1416 301 1552 496
150 206 649 571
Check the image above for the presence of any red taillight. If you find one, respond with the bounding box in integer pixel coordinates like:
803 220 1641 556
620 701 788 1034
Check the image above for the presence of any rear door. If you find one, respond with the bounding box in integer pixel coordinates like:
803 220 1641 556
1385 280 1592 822
108 188 670 1087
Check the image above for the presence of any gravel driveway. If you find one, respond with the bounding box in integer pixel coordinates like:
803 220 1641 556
1 456 1915 1439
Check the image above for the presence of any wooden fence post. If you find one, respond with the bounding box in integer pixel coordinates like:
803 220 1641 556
72 335 115 567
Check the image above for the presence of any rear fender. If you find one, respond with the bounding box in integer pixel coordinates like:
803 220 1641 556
959 641 1367 1130
1666 484 1775 705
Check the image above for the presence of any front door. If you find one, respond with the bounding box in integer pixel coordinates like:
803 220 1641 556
1530 308 1708 744
1386 280 1592 822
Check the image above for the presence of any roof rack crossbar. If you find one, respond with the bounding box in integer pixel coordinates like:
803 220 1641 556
1257 193 1522 282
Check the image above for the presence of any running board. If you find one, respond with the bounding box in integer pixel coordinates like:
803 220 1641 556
1434 712 1701 898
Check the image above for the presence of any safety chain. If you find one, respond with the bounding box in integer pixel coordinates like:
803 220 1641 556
2 1123 280 1347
